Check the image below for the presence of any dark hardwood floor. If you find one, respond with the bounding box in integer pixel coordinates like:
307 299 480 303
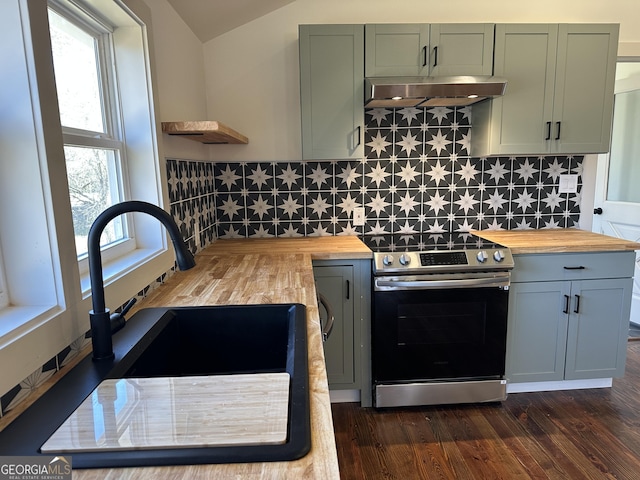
332 342 640 479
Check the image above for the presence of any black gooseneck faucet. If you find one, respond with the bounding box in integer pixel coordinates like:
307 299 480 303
88 200 196 361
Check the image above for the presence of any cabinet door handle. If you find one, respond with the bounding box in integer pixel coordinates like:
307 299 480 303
354 126 361 148
574 294 580 314
563 266 585 270
433 46 438 67
346 280 350 300
555 121 561 140
563 294 570 314
422 45 428 67
545 122 552 141
317 292 335 342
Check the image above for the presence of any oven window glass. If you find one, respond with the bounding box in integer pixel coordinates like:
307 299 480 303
397 302 486 346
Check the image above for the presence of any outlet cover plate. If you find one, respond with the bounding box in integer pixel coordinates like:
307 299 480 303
353 207 365 226
559 174 579 194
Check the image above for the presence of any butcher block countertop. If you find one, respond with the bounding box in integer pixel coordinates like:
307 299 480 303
2 236 371 479
472 228 640 254
200 235 374 259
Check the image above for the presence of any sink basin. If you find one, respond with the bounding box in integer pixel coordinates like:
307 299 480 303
0 304 310 468
120 305 296 378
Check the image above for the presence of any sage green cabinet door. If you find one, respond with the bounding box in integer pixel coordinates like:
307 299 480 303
472 24 557 156
551 24 618 154
429 23 495 76
365 23 494 78
564 278 632 380
313 265 355 386
507 252 633 385
299 25 364 160
506 281 569 383
365 24 429 77
473 23 618 157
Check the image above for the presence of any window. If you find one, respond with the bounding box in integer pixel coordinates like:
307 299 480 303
0 0 172 399
48 4 131 259
607 87 640 203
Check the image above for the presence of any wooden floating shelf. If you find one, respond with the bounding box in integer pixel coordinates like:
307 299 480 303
161 121 249 144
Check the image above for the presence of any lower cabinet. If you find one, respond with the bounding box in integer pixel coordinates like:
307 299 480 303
313 259 371 406
313 264 355 386
506 252 634 384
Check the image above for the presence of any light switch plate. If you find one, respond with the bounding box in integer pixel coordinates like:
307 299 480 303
558 174 579 193
353 207 365 226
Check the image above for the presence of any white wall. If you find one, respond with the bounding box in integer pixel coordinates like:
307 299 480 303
201 0 640 162
143 0 209 161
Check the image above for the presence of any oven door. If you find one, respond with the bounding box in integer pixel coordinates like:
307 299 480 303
372 274 509 384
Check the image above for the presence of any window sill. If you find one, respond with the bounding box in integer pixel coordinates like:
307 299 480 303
0 306 60 347
79 247 167 296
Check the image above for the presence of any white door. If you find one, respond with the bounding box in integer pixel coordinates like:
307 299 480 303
593 61 640 325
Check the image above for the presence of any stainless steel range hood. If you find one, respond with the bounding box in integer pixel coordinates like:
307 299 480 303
365 75 508 108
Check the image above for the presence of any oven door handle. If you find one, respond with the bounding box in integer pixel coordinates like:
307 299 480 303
375 275 510 291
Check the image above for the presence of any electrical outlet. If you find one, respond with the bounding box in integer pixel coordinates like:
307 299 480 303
193 222 200 242
353 207 365 226
558 174 579 193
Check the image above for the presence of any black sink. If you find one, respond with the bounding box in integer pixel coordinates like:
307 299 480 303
0 304 310 468
120 305 294 378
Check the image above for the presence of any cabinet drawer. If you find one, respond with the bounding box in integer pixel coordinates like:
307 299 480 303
511 251 635 282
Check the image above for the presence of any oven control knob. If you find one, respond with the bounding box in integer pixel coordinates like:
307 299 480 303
493 250 506 262
383 255 394 266
476 250 488 263
399 254 411 266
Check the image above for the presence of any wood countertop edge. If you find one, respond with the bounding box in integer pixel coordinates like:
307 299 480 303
199 236 373 260
472 229 640 254
508 245 640 255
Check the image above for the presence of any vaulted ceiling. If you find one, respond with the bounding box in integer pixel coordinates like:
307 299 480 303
166 0 296 43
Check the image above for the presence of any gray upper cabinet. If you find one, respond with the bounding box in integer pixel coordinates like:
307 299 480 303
365 23 495 77
299 24 364 160
472 24 619 157
365 24 429 76
552 24 618 153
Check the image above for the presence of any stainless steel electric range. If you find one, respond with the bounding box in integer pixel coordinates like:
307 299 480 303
362 232 515 408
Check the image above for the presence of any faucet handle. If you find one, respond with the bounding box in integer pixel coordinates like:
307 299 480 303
120 297 137 316
109 297 137 333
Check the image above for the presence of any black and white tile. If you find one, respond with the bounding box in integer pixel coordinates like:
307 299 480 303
361 106 581 232
165 107 582 242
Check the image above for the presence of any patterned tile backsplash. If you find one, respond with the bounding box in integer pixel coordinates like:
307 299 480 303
1 105 583 417
167 106 582 251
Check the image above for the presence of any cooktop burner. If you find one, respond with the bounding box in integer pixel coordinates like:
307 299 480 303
362 232 514 274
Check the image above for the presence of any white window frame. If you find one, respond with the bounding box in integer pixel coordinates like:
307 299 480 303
0 0 173 398
48 1 136 272
0 253 8 310
50 0 174 297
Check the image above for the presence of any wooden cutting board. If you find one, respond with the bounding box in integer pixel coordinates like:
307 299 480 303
41 373 290 453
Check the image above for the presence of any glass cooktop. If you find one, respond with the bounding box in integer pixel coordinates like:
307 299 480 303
360 232 505 253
